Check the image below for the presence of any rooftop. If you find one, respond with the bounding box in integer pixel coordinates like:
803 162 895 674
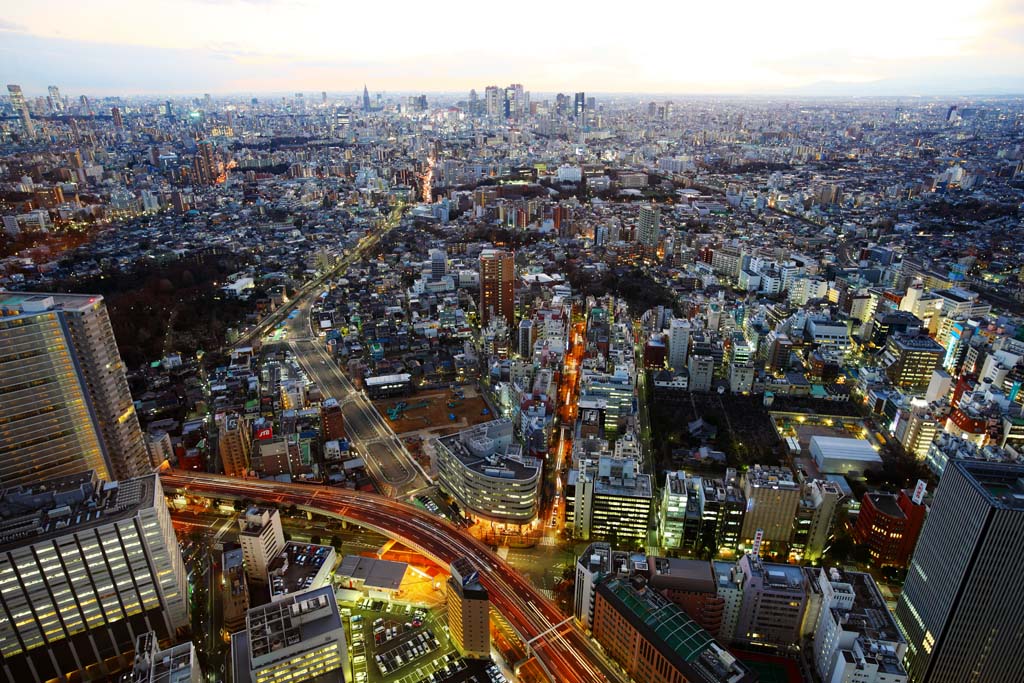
0 471 156 553
956 461 1024 511
128 631 196 683
336 555 408 591
437 419 540 482
245 586 341 662
0 290 104 317
268 542 335 600
598 577 755 683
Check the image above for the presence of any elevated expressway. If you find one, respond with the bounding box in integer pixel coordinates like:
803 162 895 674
161 472 626 683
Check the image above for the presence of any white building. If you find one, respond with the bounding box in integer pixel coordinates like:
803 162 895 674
231 586 348 683
668 318 691 374
811 568 908 683
239 507 286 583
810 436 882 475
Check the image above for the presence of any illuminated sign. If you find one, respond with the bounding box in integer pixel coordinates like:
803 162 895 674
751 528 764 557
912 479 927 505
256 427 273 440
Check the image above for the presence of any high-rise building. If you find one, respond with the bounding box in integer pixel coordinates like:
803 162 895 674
518 318 535 359
0 292 150 486
667 318 691 373
231 586 348 683
479 248 515 329
194 139 219 185
0 471 189 682
574 91 586 119
446 558 490 659
7 84 35 139
484 85 504 120
47 85 63 111
636 205 660 250
894 461 1024 683
884 333 945 387
222 546 250 636
111 105 123 129
733 553 808 651
429 247 448 280
238 507 286 582
362 84 371 112
739 464 801 553
321 397 346 442
217 412 251 477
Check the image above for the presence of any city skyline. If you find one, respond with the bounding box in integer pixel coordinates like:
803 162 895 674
2 0 1024 95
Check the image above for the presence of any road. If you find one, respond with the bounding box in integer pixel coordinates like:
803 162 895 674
160 471 628 683
250 202 429 498
234 203 406 348
283 293 430 498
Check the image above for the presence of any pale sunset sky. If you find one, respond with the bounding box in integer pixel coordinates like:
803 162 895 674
1 0 1022 95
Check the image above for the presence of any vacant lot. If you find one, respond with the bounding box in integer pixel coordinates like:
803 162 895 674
373 388 492 437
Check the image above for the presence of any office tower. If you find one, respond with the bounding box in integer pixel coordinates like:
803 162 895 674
853 487 927 568
884 333 945 387
194 139 219 185
111 105 123 129
238 506 286 582
429 247 447 280
636 205 660 249
810 568 908 683
668 318 691 373
518 319 535 359
127 631 201 683
79 94 91 115
733 553 808 651
7 84 35 139
468 88 478 115
739 464 801 553
0 471 189 682
484 85 503 120
574 91 586 119
446 558 490 659
231 587 348 683
165 99 174 119
895 461 1024 683
592 575 756 683
791 479 842 562
505 83 524 118
321 90 327 103
479 248 515 329
0 292 149 486
362 84 371 112
217 412 251 477
47 85 63 111
203 93 211 109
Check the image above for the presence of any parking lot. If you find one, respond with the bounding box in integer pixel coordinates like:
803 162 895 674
340 596 507 683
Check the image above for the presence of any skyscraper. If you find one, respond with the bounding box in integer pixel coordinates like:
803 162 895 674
484 85 504 120
637 205 660 250
362 84 371 112
7 84 35 139
111 105 123 130
894 460 1024 683
0 292 150 486
47 85 63 113
0 471 189 681
479 249 515 329
574 91 586 119
668 318 691 373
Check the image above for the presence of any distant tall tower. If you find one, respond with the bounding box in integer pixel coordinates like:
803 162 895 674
111 105 123 130
321 90 327 103
47 85 63 112
894 460 1024 683
0 292 151 485
7 84 35 139
79 94 92 115
363 84 371 112
484 86 504 120
574 91 586 119
194 139 219 185
636 205 661 249
468 88 478 116
479 249 515 329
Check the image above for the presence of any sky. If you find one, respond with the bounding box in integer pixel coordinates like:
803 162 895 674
2 0 1023 96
